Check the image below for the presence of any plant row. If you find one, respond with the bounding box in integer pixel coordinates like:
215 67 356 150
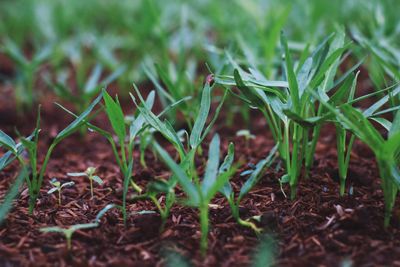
0 31 399 255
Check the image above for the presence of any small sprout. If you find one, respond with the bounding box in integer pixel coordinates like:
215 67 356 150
67 167 103 199
40 223 98 250
47 178 74 206
236 129 255 146
40 204 117 250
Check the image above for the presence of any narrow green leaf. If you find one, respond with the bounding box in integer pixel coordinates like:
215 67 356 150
190 82 212 149
238 144 278 202
130 91 155 141
281 32 300 112
0 167 28 224
153 142 199 205
0 130 16 152
389 111 400 138
84 64 102 93
55 92 103 142
219 143 235 199
103 90 126 143
67 172 87 177
92 176 104 185
201 134 221 196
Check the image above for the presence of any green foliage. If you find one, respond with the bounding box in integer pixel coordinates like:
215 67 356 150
217 30 354 199
50 63 125 116
0 93 103 213
0 39 51 111
131 80 227 231
47 178 75 206
67 167 103 199
0 167 28 224
314 85 400 226
153 133 236 255
40 204 118 250
221 144 278 233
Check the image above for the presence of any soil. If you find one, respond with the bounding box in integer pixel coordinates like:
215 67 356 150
1 80 400 267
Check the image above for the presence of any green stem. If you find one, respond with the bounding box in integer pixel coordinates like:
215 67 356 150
199 204 209 256
65 231 72 250
290 124 300 200
90 178 94 199
58 189 61 206
284 122 291 174
27 142 58 214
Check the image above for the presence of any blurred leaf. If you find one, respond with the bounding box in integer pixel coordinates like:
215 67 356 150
55 92 103 142
0 167 28 224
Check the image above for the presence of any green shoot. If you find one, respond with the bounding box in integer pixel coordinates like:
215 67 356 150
57 90 158 224
216 30 357 199
50 64 125 116
221 144 278 233
131 79 227 231
153 134 236 256
1 39 51 111
0 92 103 213
310 85 400 227
47 178 75 206
40 204 117 250
67 167 103 199
236 129 256 147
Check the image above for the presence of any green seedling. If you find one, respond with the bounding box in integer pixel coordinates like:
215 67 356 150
67 167 103 198
221 144 278 233
217 29 360 199
47 178 75 206
311 84 400 226
56 90 166 224
40 204 117 250
50 63 125 116
0 93 104 213
1 39 51 111
154 133 236 256
131 79 227 231
236 129 256 147
143 59 201 128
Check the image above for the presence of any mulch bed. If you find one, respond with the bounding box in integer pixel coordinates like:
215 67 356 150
1 88 400 267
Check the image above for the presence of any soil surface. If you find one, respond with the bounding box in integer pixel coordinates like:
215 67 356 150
1 84 400 267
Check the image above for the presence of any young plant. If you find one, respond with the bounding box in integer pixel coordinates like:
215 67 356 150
131 79 227 230
56 89 158 224
47 178 75 206
236 129 256 147
153 134 236 255
40 204 118 250
1 39 51 111
216 30 358 199
50 64 125 116
313 87 400 227
67 167 103 199
221 144 278 233
0 93 104 213
143 59 201 128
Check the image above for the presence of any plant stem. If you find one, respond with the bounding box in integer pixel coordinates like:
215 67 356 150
65 231 72 250
290 124 300 200
90 178 94 199
58 189 61 206
199 204 209 256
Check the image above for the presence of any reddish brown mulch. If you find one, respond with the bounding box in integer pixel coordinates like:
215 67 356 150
1 89 400 267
